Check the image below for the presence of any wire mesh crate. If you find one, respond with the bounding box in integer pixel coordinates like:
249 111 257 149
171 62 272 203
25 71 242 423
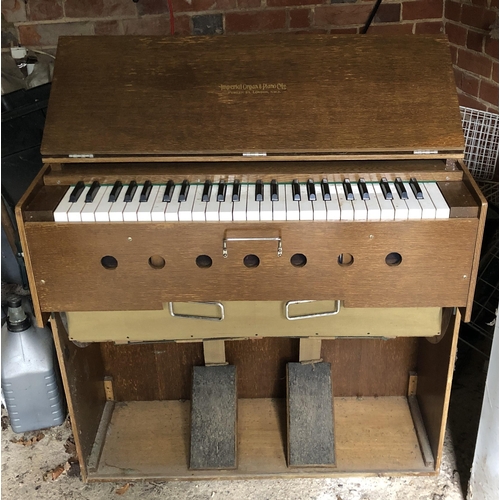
460 106 499 181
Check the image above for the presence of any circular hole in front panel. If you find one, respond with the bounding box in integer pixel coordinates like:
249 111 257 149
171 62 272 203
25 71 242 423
101 255 118 270
196 255 213 268
149 255 166 269
290 253 307 267
243 254 260 268
385 252 402 266
337 253 354 267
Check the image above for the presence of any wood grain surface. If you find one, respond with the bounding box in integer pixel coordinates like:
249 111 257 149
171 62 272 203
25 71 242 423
96 336 416 401
51 314 107 481
23 219 478 316
41 35 463 160
40 160 464 185
91 397 429 480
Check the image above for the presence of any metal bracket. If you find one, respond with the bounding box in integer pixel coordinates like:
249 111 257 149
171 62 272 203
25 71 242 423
285 300 341 321
168 301 225 321
222 236 282 258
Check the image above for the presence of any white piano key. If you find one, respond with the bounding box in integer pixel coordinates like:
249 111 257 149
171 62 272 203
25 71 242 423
178 183 196 221
285 184 300 221
424 182 450 219
373 183 394 221
109 186 128 222
123 184 141 222
246 183 260 221
151 186 168 221
192 185 207 222
206 183 222 221
389 182 409 220
335 183 354 221
94 186 115 222
233 184 248 221
54 186 74 222
298 183 313 221
272 184 287 221
137 185 161 222
325 183 341 221
219 183 233 222
81 184 107 222
365 183 381 221
261 183 273 221
165 184 182 221
313 183 327 220
403 182 422 220
67 186 91 222
418 184 437 219
352 183 368 221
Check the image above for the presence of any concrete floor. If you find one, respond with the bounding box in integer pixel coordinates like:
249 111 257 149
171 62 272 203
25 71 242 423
1 408 464 500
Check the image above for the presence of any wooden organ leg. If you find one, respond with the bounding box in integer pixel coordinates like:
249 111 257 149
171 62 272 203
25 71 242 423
286 338 336 468
189 340 237 470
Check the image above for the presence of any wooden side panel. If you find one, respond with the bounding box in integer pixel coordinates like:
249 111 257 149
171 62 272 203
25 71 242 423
99 337 416 401
14 163 52 327
416 310 461 470
459 161 488 322
51 313 107 481
24 219 478 314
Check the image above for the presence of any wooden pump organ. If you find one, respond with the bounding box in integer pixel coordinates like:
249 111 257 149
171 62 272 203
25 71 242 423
17 35 487 481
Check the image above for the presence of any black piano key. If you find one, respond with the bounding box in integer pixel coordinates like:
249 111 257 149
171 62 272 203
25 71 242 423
409 177 424 199
202 180 212 202
109 180 123 202
124 180 138 202
85 181 100 203
307 179 316 201
162 180 175 202
357 178 369 200
69 181 85 203
270 179 279 201
217 181 227 202
343 179 354 201
321 179 331 201
232 180 241 202
380 177 393 200
395 177 408 200
140 180 153 202
179 180 190 202
255 180 264 202
292 179 301 201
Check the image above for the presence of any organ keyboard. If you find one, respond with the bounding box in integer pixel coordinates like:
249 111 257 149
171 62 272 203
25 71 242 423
53 178 451 223
15 34 487 481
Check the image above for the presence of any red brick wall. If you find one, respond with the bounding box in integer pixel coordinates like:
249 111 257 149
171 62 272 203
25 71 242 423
445 0 498 112
1 0 498 110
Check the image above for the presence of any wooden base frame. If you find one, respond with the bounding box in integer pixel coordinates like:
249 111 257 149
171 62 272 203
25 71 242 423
51 307 460 482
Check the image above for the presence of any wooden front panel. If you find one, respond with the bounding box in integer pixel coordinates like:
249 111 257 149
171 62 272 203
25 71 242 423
42 35 463 159
25 219 477 314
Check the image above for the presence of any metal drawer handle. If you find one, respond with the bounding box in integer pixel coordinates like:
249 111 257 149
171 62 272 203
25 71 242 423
168 302 225 321
285 300 341 320
223 236 282 258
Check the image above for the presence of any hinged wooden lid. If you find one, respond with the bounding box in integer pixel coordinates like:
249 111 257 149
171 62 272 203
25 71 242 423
42 35 464 162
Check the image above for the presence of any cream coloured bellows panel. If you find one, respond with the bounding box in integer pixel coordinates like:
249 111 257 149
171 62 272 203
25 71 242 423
65 302 442 343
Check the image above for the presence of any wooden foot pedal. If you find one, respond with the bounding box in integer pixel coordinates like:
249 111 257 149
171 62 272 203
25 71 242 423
189 365 237 470
286 362 336 467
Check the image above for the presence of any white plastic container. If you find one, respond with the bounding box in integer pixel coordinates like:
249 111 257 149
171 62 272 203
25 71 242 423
1 295 65 433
